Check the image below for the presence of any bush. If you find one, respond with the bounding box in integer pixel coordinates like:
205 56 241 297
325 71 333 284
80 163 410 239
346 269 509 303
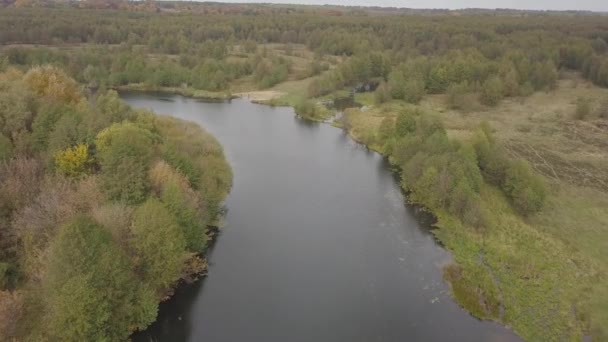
479 76 504 106
374 81 392 104
395 110 417 137
294 99 325 120
402 78 426 104
377 116 395 141
503 159 547 215
574 97 591 120
446 82 471 110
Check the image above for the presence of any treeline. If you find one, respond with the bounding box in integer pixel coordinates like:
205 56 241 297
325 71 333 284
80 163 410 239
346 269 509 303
3 44 293 91
0 65 232 340
1 7 607 97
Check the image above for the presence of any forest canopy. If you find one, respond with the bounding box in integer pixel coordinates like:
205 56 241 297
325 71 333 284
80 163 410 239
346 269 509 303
0 65 232 341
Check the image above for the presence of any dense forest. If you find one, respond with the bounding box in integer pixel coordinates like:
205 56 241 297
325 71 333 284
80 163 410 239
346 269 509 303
0 5 607 96
0 65 232 340
1 2 607 341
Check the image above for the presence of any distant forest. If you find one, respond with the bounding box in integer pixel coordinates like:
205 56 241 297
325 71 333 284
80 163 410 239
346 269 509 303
0 2 607 98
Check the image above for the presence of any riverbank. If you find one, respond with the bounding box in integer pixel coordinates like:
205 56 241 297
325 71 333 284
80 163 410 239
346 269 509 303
328 79 608 341
113 84 235 101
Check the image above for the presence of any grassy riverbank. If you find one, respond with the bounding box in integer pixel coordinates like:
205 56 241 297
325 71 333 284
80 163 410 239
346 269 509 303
114 84 234 101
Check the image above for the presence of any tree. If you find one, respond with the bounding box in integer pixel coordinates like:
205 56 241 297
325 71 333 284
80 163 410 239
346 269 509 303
395 110 416 137
532 60 558 91
503 159 547 215
378 116 395 141
402 78 426 104
96 122 155 204
479 76 504 106
54 144 92 178
23 65 83 104
446 81 470 110
131 199 188 291
502 67 520 97
374 82 392 104
44 216 155 341
591 37 608 54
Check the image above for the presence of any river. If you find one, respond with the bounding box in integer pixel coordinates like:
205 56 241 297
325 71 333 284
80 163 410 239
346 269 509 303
122 93 520 342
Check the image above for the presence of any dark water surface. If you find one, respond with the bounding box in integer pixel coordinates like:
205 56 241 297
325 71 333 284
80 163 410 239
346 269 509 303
122 94 520 342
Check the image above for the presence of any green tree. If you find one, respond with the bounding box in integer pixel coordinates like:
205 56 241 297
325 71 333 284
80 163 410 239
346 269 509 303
378 116 395 141
402 78 426 104
161 180 207 252
131 199 188 290
374 82 392 104
45 216 155 341
395 110 417 137
96 122 155 204
446 81 470 110
503 159 547 215
479 76 504 106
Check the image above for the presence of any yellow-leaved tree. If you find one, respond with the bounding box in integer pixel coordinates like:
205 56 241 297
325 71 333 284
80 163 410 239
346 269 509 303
54 144 92 178
23 65 83 105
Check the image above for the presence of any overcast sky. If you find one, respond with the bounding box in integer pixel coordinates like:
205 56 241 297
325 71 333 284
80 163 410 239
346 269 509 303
214 0 608 12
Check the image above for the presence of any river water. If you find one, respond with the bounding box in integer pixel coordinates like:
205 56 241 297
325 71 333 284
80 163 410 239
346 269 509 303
122 93 520 342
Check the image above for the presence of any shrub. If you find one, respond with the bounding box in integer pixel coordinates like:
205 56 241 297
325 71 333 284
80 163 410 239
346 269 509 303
402 78 426 104
377 116 395 141
395 110 417 137
503 159 547 215
374 81 392 104
294 99 326 120
446 81 471 110
479 76 504 106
